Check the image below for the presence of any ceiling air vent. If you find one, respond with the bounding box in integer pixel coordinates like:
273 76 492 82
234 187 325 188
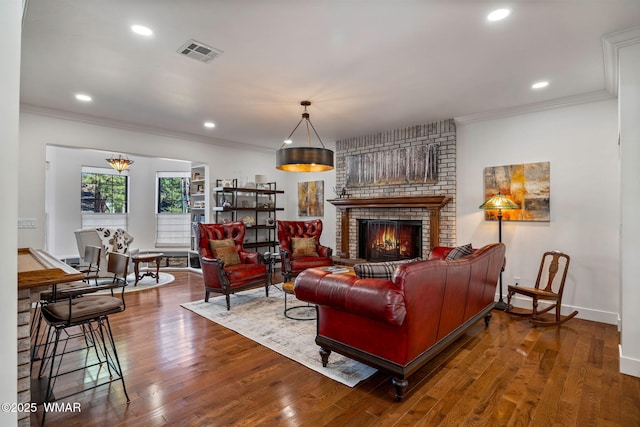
177 39 223 64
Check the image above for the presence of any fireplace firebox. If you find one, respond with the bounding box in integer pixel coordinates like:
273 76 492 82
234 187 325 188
358 219 422 262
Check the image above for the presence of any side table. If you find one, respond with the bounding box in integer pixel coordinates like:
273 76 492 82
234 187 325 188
131 253 164 286
282 281 316 321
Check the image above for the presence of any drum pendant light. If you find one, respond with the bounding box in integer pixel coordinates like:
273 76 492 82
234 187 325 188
276 101 334 172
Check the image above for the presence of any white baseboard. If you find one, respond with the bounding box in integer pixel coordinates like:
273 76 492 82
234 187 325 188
502 294 618 325
619 345 640 378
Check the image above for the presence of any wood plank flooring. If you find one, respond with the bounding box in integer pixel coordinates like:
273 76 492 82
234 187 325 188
31 271 640 426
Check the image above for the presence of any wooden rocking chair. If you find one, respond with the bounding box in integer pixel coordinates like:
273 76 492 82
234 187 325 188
506 251 578 326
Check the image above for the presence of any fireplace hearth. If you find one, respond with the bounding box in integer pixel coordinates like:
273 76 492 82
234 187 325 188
358 219 421 262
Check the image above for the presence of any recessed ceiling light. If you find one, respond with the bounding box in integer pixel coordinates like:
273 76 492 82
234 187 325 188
131 25 153 36
75 93 92 102
204 121 215 129
283 139 293 145
487 8 510 21
531 81 549 89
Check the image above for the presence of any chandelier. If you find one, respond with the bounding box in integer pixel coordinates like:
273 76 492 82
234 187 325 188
276 101 334 172
106 154 134 173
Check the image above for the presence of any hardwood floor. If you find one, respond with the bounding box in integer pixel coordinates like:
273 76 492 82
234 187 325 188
31 271 640 426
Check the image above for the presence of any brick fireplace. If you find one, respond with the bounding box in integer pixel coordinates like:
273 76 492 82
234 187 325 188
331 119 456 260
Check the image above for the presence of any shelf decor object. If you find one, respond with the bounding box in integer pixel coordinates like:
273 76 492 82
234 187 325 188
479 192 519 311
276 100 334 172
106 154 134 173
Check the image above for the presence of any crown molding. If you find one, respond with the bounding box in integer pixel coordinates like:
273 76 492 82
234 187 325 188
19 104 273 154
454 90 613 125
602 25 640 97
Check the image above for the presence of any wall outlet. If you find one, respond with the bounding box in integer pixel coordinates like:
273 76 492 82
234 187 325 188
513 276 520 286
17 218 37 229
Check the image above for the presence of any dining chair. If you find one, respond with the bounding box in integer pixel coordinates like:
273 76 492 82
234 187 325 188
36 279 129 425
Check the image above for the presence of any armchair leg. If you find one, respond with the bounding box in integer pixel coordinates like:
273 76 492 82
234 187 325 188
204 290 210 302
225 294 231 311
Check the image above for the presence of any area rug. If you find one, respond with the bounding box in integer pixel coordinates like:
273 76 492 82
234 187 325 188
181 288 377 387
94 272 175 294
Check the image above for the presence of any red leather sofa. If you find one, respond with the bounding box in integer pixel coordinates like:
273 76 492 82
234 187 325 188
277 219 333 282
294 242 506 400
197 222 269 310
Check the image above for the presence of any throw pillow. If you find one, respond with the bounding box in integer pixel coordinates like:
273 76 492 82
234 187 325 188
354 258 420 280
291 237 319 258
445 243 474 260
96 227 132 255
209 239 241 266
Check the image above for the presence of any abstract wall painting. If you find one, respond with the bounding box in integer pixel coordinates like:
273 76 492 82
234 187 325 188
483 161 550 222
298 180 324 217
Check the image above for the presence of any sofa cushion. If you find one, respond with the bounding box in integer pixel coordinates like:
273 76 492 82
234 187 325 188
445 243 473 260
354 258 420 280
209 239 241 266
291 237 319 258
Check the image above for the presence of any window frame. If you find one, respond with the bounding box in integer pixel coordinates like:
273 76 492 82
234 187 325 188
156 172 191 214
81 166 130 214
155 171 191 247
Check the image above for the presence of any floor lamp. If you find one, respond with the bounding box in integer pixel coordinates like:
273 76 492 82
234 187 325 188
479 192 519 310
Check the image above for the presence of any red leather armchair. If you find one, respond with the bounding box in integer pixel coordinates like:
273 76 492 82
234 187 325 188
277 220 333 282
197 222 269 310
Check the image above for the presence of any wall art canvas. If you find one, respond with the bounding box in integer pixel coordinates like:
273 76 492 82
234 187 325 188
483 161 550 222
346 144 438 187
298 180 324 217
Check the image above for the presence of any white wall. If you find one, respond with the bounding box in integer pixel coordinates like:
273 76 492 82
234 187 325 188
619 42 640 376
0 1 20 425
457 99 619 324
18 111 335 256
46 145 192 258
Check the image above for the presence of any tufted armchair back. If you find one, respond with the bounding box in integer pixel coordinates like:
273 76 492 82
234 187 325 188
277 219 333 281
198 222 246 259
277 219 324 255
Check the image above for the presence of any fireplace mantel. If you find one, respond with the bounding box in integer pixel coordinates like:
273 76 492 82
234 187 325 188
328 195 452 258
328 195 450 210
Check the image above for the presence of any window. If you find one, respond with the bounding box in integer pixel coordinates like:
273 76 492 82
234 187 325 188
81 167 129 213
156 172 191 247
81 167 129 229
158 175 190 213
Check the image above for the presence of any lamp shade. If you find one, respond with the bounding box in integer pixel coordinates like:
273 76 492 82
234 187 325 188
276 147 334 172
479 192 519 211
106 154 133 173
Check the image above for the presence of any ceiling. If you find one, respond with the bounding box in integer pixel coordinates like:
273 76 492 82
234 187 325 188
20 1 640 152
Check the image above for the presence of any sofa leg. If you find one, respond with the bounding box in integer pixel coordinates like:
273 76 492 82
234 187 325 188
204 290 210 302
392 377 408 401
225 294 231 311
484 311 493 326
319 347 331 367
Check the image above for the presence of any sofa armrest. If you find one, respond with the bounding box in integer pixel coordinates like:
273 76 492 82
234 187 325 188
294 268 406 326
